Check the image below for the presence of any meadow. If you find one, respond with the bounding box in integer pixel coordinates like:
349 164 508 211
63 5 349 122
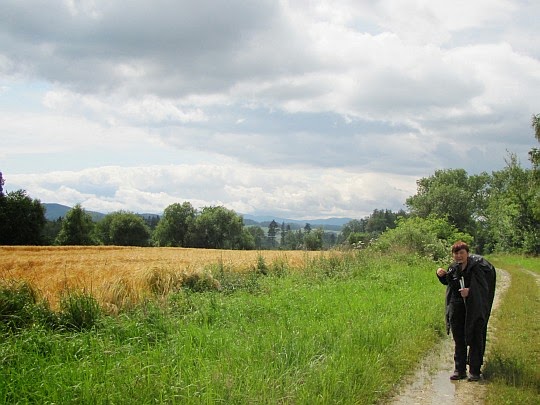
0 247 454 403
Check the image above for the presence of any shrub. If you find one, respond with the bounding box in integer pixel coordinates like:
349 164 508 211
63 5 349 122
373 216 472 260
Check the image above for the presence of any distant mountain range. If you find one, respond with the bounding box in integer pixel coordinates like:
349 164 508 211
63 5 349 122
42 203 352 230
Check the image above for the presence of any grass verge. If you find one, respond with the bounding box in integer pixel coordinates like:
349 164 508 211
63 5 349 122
484 255 540 405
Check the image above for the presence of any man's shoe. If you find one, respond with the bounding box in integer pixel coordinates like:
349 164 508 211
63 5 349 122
450 371 467 380
468 373 481 382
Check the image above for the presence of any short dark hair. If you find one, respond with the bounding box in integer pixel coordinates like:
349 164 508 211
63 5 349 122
452 241 469 253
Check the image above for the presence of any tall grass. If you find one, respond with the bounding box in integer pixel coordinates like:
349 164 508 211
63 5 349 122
484 255 540 405
0 250 445 404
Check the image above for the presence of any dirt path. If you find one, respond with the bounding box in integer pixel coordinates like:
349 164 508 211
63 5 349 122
386 268 511 405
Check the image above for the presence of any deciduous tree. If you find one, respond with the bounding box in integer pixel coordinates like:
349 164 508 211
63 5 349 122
0 189 46 245
55 204 98 245
190 206 244 249
152 202 196 247
98 211 151 246
406 169 489 237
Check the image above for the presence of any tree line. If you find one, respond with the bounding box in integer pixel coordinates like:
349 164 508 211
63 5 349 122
1 114 538 253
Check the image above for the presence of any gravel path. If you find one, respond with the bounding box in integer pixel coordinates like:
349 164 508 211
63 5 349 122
386 268 511 405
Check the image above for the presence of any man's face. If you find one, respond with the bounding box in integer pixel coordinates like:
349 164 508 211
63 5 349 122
452 248 469 264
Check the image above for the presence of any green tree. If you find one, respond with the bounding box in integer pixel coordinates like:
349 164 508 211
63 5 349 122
304 228 323 250
267 220 279 248
366 209 405 234
529 113 540 172
340 219 366 244
246 226 266 249
239 228 256 250
190 206 244 249
97 211 151 246
152 202 196 247
283 229 304 250
42 217 63 245
55 204 98 245
280 222 287 246
0 189 46 245
406 169 489 237
484 154 539 254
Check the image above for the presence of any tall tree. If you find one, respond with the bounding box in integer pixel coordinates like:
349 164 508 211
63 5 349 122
55 204 97 245
267 220 279 248
529 113 540 177
190 206 244 249
485 154 540 254
406 169 489 237
0 189 46 245
246 226 266 249
340 219 366 243
304 228 323 250
97 211 151 246
152 202 196 247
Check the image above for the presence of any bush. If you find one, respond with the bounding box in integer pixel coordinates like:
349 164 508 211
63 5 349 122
373 216 472 260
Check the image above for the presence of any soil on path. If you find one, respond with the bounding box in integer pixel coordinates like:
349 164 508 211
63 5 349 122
386 268 511 405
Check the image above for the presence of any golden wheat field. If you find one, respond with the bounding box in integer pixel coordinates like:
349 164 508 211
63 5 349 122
0 246 331 311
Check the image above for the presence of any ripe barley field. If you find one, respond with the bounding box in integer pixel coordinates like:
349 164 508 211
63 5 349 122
0 246 329 310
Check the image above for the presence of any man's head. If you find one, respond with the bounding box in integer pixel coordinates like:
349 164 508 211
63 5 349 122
452 241 470 264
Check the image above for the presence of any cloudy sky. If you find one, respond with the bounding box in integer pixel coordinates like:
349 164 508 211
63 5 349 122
1 1 539 220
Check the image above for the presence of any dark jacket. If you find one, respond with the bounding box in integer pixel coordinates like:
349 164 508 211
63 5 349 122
438 254 496 343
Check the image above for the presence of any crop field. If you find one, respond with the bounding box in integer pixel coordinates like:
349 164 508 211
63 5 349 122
0 246 329 310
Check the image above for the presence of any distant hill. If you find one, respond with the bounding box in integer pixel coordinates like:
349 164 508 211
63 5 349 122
42 203 351 230
242 214 352 230
43 203 105 221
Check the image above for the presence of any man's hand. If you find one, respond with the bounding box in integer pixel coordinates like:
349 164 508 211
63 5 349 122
436 267 447 277
459 287 470 298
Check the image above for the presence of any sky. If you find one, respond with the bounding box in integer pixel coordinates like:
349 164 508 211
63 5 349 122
1 0 539 220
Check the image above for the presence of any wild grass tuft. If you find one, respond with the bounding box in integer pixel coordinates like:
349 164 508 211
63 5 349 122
0 280 39 331
58 290 101 331
269 255 289 277
0 281 56 332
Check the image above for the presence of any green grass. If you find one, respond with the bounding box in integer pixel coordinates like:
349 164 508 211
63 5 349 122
0 250 446 404
484 254 540 405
